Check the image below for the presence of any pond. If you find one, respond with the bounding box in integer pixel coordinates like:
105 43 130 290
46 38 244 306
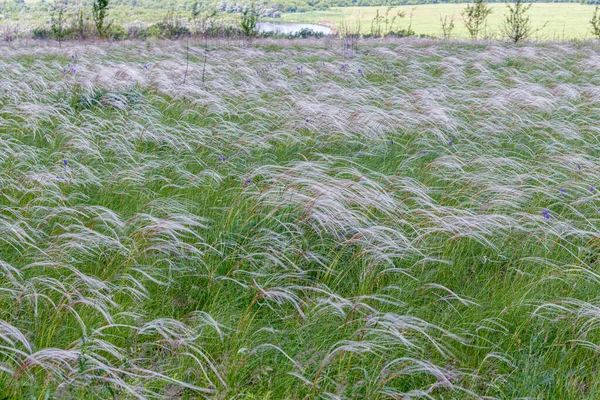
257 22 333 35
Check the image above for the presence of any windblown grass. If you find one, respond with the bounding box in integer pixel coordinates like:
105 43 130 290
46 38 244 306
1 37 600 398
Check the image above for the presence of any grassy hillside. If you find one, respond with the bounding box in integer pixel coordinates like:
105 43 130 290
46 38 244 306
3 38 600 398
279 3 599 39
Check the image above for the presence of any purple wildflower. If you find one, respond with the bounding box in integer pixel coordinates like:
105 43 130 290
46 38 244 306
560 188 565 194
542 209 550 219
422 150 427 155
63 160 68 166
305 118 309 123
358 68 362 75
448 140 453 146
591 185 596 192
390 139 394 145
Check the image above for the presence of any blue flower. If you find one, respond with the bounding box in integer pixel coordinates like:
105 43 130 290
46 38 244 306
591 185 595 192
357 68 362 74
560 188 565 194
390 140 394 145
448 140 453 146
63 160 68 166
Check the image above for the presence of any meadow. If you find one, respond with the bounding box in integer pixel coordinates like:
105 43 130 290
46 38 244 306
2 37 600 398
278 3 600 39
2 3 599 41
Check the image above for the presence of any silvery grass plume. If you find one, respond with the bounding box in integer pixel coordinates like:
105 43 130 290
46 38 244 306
2 37 600 398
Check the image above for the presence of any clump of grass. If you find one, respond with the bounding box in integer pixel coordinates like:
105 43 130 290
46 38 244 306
1 37 600 398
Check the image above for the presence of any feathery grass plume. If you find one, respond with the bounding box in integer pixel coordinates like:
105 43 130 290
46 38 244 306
2 38 600 398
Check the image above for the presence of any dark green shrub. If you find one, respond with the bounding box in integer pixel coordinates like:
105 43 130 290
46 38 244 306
50 0 67 46
32 27 51 39
127 25 150 39
148 12 190 39
241 4 259 38
296 28 324 38
108 24 126 40
92 0 111 37
73 9 92 40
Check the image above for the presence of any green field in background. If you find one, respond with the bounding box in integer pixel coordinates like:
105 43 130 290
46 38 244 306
280 3 598 39
1 2 597 40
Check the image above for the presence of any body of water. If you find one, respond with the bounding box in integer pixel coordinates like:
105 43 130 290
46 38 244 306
257 22 333 35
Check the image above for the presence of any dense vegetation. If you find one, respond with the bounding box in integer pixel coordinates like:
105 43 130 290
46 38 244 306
1 0 600 24
3 37 600 399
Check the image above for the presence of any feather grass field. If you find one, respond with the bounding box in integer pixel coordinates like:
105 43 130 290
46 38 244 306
2 37 600 398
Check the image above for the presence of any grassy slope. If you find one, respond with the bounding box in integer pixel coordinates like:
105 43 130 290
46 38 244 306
279 3 599 39
2 38 600 398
